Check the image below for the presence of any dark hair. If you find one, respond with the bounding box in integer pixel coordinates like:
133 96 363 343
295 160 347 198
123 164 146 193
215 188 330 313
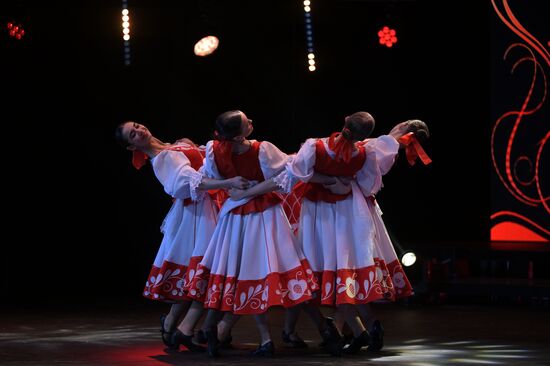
407 119 430 142
214 110 243 140
343 111 375 141
115 121 132 148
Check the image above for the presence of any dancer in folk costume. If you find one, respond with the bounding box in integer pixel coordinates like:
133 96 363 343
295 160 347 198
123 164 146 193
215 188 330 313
115 121 248 351
333 118 431 352
279 112 419 353
185 110 318 357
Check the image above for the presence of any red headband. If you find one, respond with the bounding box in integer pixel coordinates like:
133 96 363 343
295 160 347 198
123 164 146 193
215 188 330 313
398 132 432 166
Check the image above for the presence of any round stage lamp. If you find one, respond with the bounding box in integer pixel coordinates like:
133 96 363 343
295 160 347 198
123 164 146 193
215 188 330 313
194 35 219 57
401 251 417 267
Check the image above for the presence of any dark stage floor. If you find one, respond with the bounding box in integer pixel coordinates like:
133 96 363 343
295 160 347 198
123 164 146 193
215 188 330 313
1 300 549 366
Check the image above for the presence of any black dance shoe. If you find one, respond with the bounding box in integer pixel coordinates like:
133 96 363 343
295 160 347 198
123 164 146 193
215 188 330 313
343 330 370 354
205 328 221 357
320 318 344 356
171 330 206 352
368 320 384 351
159 314 177 350
282 330 308 348
196 329 207 344
251 341 275 357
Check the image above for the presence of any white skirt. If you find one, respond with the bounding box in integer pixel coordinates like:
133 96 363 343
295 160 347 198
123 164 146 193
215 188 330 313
143 196 218 302
367 198 414 300
298 194 389 305
187 204 318 314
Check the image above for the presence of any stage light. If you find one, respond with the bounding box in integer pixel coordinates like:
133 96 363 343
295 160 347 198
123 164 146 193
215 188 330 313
401 251 417 267
6 21 25 40
194 35 219 57
303 1 316 72
121 1 131 65
378 26 398 48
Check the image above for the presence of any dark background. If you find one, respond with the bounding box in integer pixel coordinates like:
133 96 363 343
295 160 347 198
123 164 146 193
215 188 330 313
1 0 491 303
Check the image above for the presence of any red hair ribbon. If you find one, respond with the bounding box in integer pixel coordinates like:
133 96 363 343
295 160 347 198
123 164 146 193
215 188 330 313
398 132 432 166
132 150 149 170
328 132 354 163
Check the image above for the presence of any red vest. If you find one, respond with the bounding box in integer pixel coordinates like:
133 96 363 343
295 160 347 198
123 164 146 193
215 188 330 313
213 141 282 214
301 139 366 203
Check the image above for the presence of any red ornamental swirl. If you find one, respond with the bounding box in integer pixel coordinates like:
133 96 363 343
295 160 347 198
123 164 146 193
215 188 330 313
490 0 549 217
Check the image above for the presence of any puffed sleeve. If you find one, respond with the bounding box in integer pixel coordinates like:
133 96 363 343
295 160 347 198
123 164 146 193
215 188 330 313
258 140 289 178
275 138 317 193
356 135 399 196
365 135 399 175
256 140 292 192
151 150 203 201
202 140 224 179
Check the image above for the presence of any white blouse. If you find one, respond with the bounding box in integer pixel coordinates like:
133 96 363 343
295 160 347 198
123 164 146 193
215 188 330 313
151 146 204 201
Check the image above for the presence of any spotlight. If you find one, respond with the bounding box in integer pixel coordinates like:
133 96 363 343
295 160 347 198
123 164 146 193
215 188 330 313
401 251 417 267
388 230 417 267
194 35 219 57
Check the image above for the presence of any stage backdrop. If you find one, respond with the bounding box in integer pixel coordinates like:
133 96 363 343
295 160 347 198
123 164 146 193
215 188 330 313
490 0 549 242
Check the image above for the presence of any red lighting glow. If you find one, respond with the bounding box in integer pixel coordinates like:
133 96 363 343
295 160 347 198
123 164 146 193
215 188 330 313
378 26 397 48
7 22 25 40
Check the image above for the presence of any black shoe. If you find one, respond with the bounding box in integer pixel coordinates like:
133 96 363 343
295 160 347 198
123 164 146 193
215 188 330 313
160 314 177 349
282 330 308 348
318 317 333 349
251 341 275 357
320 318 344 356
198 329 232 348
196 329 207 344
219 334 233 349
171 330 206 352
368 320 384 351
205 328 221 358
343 331 370 354
342 332 354 347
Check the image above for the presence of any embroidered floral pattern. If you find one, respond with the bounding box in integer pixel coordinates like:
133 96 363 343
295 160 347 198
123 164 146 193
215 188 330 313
185 258 209 301
143 261 191 302
310 258 413 305
187 260 316 314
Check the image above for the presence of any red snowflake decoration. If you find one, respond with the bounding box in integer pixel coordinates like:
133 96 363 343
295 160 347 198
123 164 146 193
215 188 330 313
378 26 397 48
